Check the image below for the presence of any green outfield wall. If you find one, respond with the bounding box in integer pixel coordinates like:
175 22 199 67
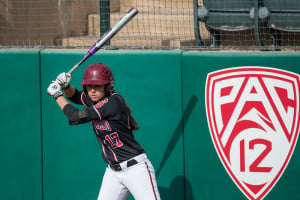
1 49 300 200
182 52 300 200
0 49 42 200
41 50 184 200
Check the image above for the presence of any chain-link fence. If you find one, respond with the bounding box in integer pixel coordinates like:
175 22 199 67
1 0 299 51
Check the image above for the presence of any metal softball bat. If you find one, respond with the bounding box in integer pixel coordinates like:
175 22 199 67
68 7 139 74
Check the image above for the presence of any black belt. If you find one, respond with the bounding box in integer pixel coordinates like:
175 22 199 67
111 159 138 171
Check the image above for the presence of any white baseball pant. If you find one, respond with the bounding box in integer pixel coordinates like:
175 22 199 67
97 154 161 200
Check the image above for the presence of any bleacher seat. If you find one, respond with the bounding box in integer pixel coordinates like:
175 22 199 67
194 0 263 47
260 0 300 48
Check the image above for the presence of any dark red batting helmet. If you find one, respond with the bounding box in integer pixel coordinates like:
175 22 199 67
81 63 114 95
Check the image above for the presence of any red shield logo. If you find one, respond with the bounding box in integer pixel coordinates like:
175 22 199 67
206 67 300 200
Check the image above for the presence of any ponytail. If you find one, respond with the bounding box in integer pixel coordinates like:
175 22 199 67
126 105 139 131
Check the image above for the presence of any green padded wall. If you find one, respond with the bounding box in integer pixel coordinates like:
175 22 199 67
40 50 184 200
182 52 300 200
2 49 300 200
0 49 42 200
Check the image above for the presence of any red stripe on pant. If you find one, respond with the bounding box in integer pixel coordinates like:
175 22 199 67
145 161 158 200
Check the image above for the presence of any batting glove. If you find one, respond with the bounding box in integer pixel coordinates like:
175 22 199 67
56 72 71 90
47 81 63 100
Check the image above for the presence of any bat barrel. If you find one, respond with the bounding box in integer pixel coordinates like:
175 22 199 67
67 7 139 74
95 7 139 48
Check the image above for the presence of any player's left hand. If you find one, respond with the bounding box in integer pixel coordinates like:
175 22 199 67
47 81 63 100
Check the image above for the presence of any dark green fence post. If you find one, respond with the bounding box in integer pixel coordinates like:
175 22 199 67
100 0 110 45
193 0 204 46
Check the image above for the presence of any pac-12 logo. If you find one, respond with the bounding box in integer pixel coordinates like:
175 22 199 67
205 67 300 200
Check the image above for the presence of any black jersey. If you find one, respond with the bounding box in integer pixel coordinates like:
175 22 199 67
68 90 145 165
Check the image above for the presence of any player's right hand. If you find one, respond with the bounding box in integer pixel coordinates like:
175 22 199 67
47 81 63 100
56 72 71 90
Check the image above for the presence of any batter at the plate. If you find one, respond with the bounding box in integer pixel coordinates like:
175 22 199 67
47 62 161 200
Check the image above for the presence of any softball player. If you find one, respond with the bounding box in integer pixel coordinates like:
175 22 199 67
47 63 161 200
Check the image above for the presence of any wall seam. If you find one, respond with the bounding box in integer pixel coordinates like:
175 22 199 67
180 50 186 200
39 49 45 200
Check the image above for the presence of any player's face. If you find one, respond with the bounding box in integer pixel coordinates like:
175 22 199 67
86 85 105 102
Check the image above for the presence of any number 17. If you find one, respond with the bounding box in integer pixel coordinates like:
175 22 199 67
105 132 123 148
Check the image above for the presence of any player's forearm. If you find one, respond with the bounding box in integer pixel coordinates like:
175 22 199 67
63 85 76 98
56 96 70 110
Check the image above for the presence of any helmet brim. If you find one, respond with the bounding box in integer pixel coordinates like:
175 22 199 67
81 79 109 86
